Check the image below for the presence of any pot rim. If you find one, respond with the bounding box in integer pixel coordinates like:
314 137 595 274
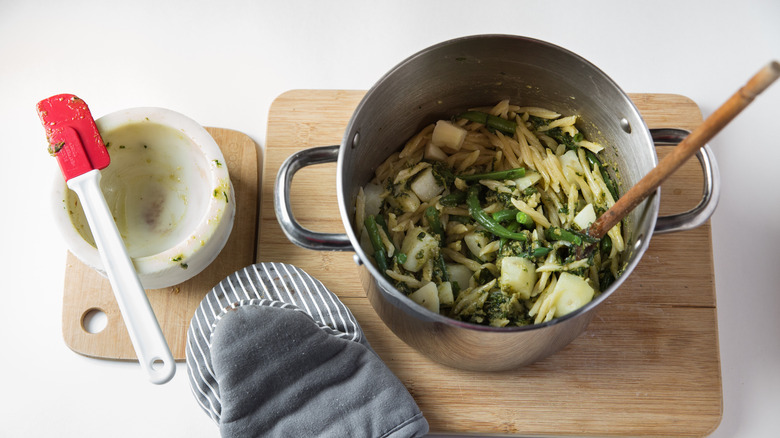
337 34 659 333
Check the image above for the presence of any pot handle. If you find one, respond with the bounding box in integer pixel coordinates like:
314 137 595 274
274 145 354 251
651 128 721 234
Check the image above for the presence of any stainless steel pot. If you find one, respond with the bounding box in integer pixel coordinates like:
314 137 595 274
275 35 719 371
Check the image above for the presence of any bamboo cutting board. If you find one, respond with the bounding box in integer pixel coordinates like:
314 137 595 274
61 128 258 360
258 90 722 437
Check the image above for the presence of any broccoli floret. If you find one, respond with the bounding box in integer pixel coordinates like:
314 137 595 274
483 291 530 326
431 161 455 187
545 127 583 151
394 280 413 296
484 291 510 321
473 266 495 284
527 115 549 130
499 239 527 258
484 190 514 209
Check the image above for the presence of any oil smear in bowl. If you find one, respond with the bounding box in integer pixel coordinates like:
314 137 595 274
67 122 210 259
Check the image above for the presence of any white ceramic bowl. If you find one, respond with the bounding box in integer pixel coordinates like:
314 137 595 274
53 107 235 289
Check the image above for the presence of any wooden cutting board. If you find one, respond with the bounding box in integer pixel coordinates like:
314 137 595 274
258 90 722 437
61 127 259 360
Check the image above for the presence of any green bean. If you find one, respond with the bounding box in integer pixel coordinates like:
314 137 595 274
436 253 450 282
585 149 619 201
466 186 527 241
531 247 552 258
546 226 599 247
439 190 467 206
584 149 602 170
457 167 525 181
425 206 444 245
451 280 461 296
600 234 612 257
603 173 619 201
364 215 389 274
457 110 489 124
449 215 472 224
599 269 615 291
492 208 533 229
487 115 518 135
492 209 520 223
457 111 518 135
515 211 534 228
375 214 389 235
545 226 583 246
499 221 520 250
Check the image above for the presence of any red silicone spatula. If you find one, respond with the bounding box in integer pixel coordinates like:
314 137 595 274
38 94 175 384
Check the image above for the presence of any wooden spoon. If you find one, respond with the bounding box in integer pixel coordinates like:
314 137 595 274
587 61 780 239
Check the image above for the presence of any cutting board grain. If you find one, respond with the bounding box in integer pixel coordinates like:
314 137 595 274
61 127 258 360
258 90 722 437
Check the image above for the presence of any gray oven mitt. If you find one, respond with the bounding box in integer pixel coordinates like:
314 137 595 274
185 262 429 438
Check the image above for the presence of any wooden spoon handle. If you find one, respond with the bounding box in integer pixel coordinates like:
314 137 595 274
588 61 780 239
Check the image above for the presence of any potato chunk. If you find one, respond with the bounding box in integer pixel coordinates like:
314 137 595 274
573 203 596 230
498 256 536 299
424 142 448 162
446 263 473 291
552 272 595 317
410 167 444 202
409 281 440 313
437 281 454 306
560 149 584 184
513 171 541 191
400 227 439 272
389 188 420 213
362 183 384 217
431 120 466 151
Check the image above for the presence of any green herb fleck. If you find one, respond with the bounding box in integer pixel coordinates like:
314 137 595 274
214 189 229 203
48 141 65 156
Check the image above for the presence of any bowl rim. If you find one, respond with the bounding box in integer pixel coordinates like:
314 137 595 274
52 107 234 287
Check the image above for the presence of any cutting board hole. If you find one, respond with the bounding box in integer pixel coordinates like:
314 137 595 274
82 308 108 334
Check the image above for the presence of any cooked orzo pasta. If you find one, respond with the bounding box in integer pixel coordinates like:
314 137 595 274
356 100 624 327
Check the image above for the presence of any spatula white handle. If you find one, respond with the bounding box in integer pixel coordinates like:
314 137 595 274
67 169 176 384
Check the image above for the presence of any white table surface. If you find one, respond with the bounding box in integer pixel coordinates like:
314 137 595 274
2 1 778 436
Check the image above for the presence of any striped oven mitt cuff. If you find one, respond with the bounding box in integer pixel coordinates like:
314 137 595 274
185 262 429 438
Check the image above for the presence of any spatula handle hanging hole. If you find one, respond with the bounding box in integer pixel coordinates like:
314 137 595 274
150 358 165 371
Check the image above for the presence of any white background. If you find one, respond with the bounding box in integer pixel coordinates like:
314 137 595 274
1 1 778 437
